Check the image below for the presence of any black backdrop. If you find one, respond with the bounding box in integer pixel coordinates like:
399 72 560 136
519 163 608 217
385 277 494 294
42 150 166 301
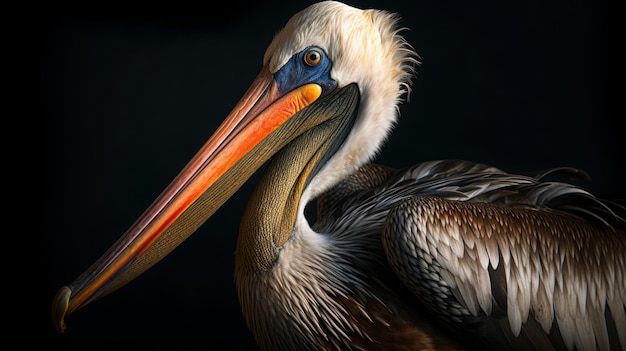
43 0 621 349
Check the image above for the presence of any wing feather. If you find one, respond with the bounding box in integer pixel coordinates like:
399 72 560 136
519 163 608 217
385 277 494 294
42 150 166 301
318 159 625 350
382 195 625 351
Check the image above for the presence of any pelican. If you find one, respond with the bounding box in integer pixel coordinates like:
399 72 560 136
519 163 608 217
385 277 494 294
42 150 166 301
51 1 625 350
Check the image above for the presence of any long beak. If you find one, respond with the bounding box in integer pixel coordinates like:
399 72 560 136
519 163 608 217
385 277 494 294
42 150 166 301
52 64 323 333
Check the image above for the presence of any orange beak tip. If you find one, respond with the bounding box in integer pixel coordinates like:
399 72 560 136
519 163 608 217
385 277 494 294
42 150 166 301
52 286 71 333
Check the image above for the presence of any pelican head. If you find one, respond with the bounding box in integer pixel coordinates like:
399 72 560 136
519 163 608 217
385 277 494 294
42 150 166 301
52 1 419 344
263 1 418 197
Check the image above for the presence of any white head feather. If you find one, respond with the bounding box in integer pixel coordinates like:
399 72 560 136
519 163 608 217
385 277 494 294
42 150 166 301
263 1 419 204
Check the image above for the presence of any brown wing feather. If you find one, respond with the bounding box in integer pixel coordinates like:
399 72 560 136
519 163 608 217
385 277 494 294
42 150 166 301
316 160 625 350
383 196 626 351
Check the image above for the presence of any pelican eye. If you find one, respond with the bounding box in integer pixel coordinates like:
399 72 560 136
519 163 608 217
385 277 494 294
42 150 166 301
303 49 322 67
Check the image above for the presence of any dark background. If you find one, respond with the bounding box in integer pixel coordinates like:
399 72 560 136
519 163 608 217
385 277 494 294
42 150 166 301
42 0 620 349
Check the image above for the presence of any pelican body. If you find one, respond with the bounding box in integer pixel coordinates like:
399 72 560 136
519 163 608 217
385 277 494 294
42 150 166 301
52 1 626 350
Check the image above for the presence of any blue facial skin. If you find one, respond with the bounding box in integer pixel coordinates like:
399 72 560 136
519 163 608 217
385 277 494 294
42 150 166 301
274 46 338 96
